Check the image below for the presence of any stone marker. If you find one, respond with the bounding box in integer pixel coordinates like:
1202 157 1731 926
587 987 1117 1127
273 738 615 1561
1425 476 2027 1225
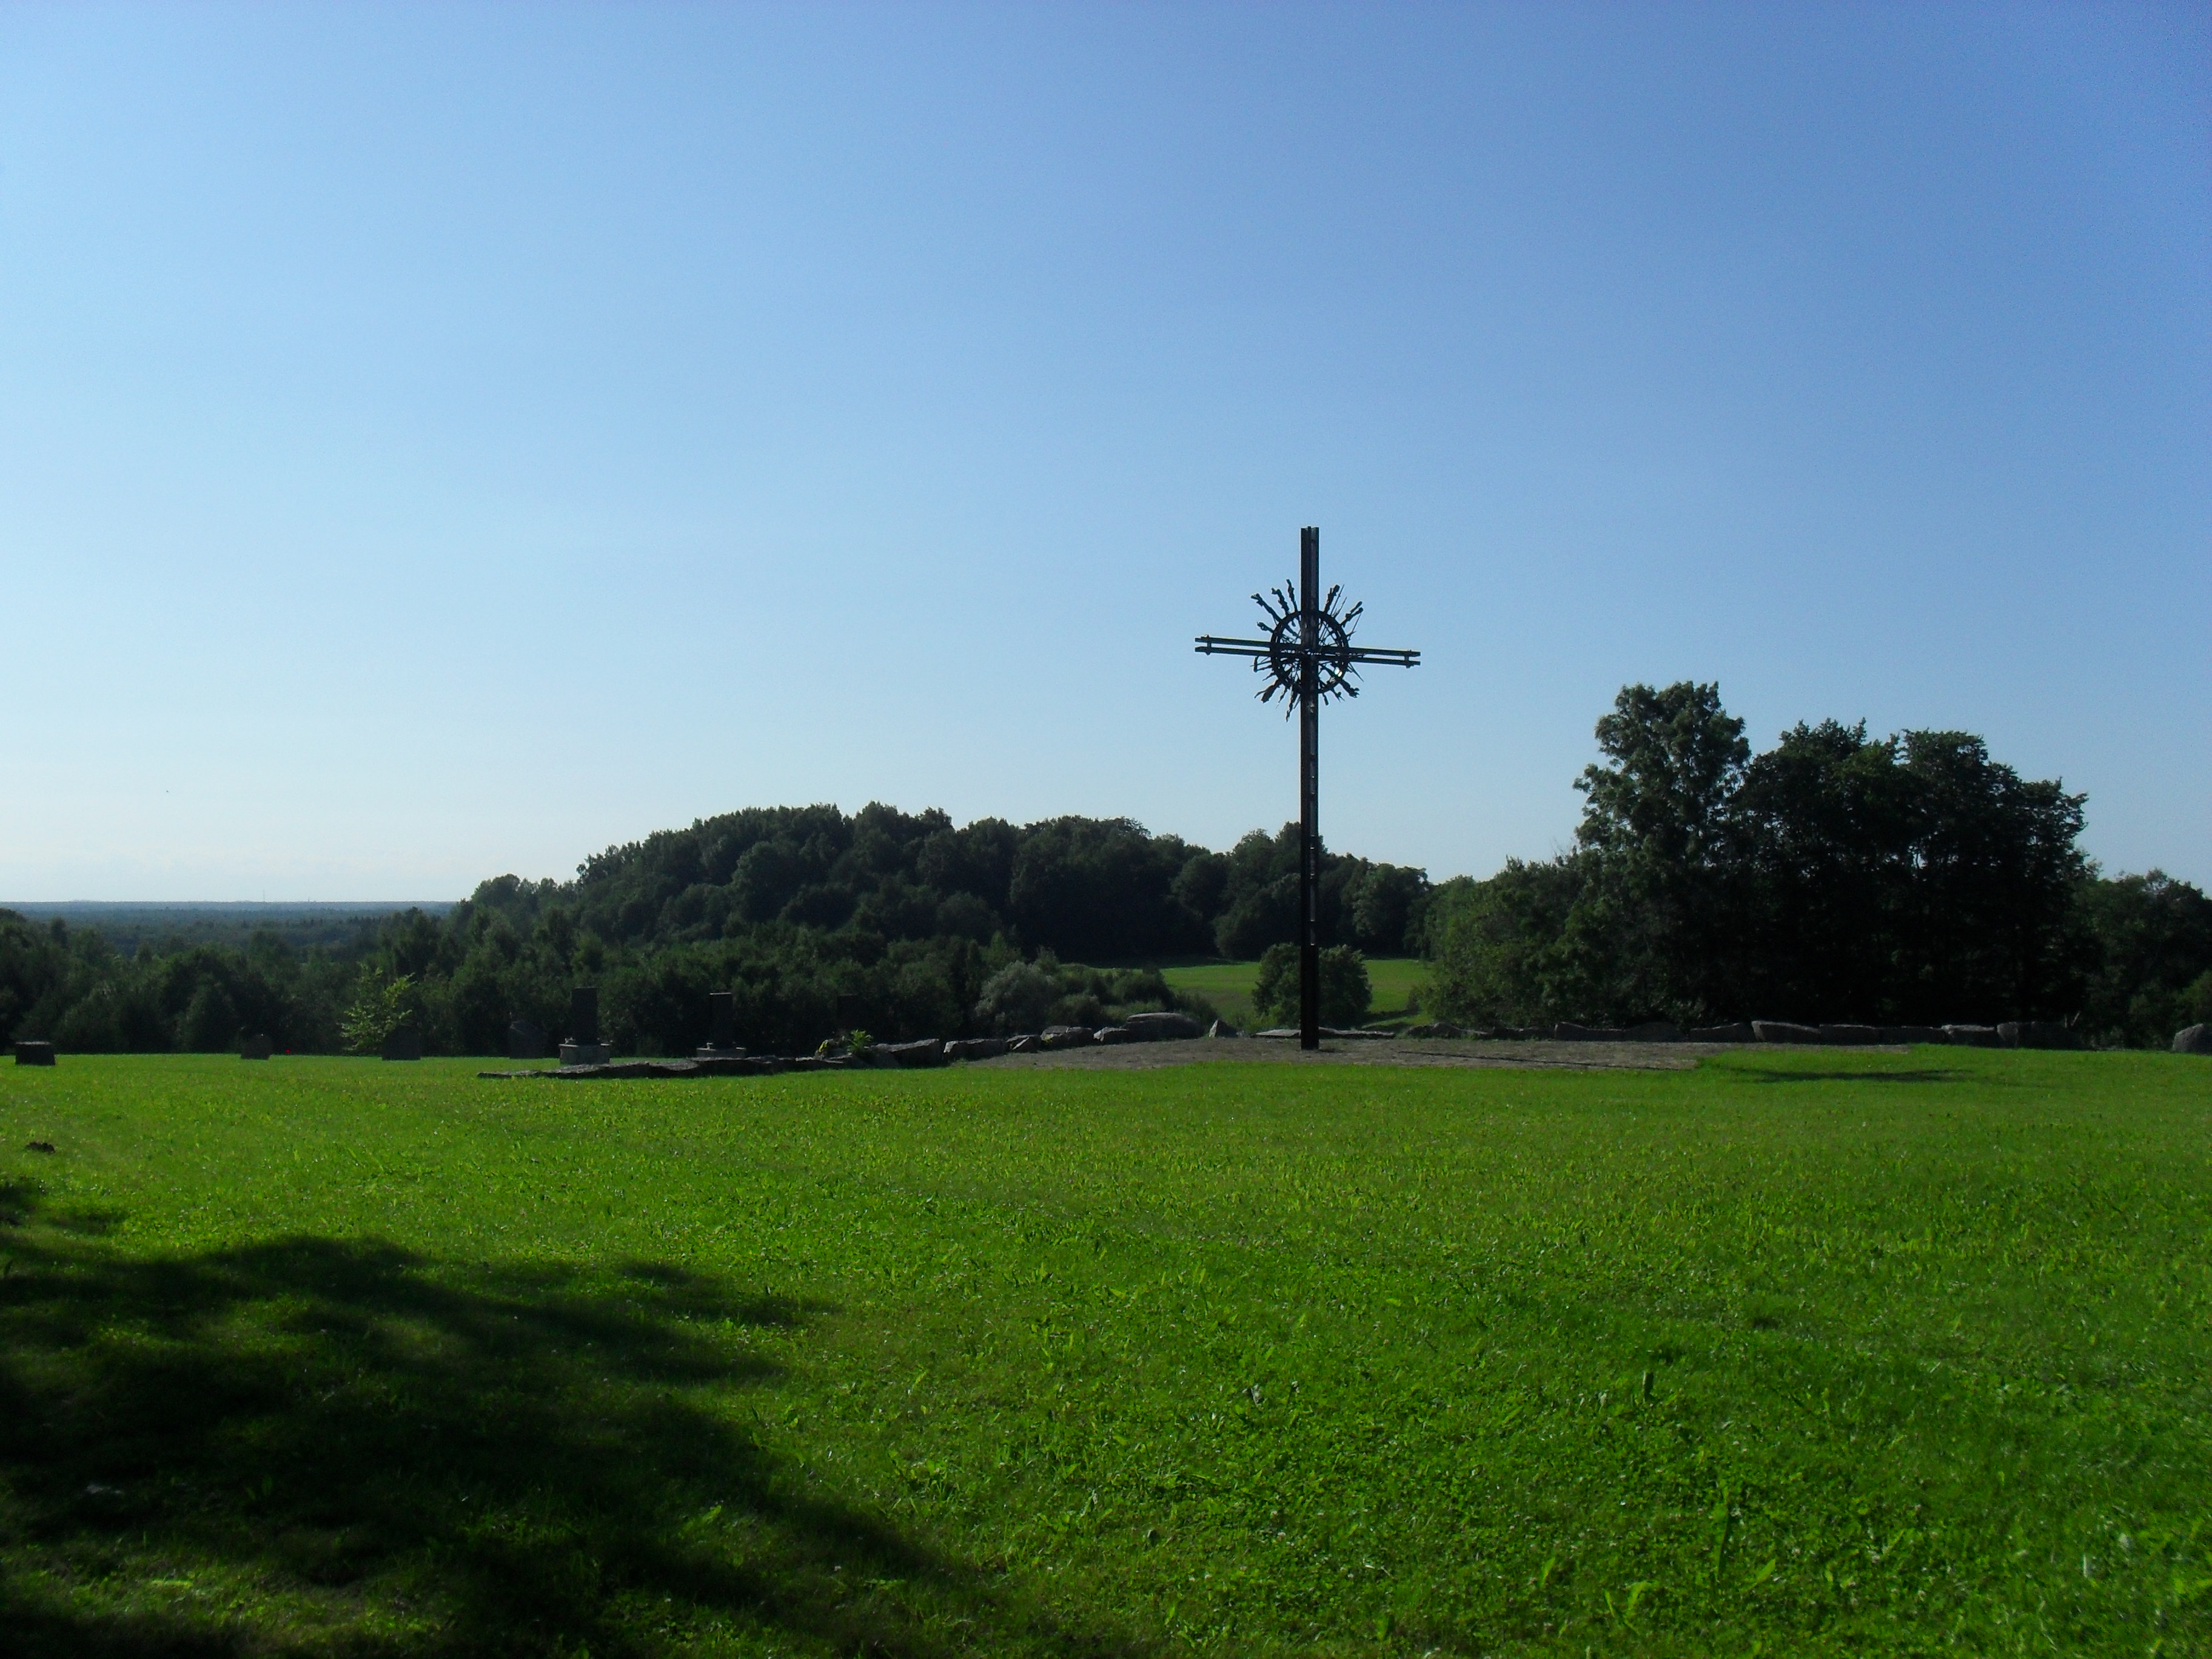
697 990 741 1056
560 986 611 1067
508 1019 547 1061
1752 1021 1821 1044
381 1027 424 1062
13 1041 56 1066
240 1034 273 1061
2174 1024 2211 1054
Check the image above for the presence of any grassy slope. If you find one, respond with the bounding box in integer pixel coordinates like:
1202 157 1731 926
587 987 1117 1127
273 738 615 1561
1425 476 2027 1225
1162 958 1426 1025
1 1050 2207 1657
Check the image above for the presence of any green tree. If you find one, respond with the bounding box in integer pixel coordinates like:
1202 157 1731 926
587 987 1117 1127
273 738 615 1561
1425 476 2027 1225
1252 943 1371 1027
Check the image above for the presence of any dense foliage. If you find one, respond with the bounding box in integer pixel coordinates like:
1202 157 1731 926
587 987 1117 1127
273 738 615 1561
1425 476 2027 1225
1250 942 1373 1027
0 807 1428 1056
1426 682 2212 1041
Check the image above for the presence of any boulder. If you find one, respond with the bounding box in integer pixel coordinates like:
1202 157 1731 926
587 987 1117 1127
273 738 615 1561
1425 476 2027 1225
1255 1028 1302 1040
1878 1027 1948 1045
13 1041 56 1066
1322 1027 1394 1041
944 1037 1008 1062
1999 1021 2080 1050
2174 1024 2211 1055
1007 1034 1041 1053
1404 1022 1466 1039
1553 1022 1628 1042
873 1038 945 1068
240 1034 273 1061
1818 1024 1882 1045
1038 1027 1094 1051
1626 1021 1683 1043
1943 1025 2002 1047
1095 1026 1134 1045
381 1027 424 1062
1752 1021 1820 1044
1688 1023 1756 1044
1206 1019 1244 1039
1124 1011 1205 1042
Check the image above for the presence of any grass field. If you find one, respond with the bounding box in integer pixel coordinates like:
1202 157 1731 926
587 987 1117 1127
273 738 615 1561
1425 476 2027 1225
1161 958 1427 1026
2 1049 2207 1656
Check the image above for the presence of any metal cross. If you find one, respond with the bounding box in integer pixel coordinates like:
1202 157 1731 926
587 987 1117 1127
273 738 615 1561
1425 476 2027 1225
1196 527 1420 1050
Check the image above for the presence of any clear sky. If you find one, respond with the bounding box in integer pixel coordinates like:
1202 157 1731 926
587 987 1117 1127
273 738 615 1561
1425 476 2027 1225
2 2 2205 900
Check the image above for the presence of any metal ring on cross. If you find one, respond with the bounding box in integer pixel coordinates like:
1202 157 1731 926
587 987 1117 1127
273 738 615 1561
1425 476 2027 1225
1265 608 1355 700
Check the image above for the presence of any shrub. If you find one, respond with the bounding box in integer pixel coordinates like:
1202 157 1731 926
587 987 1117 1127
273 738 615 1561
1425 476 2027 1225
1252 943 1371 1027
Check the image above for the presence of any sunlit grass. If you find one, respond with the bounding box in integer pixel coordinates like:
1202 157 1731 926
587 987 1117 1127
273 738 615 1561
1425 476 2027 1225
1 1048 2206 1655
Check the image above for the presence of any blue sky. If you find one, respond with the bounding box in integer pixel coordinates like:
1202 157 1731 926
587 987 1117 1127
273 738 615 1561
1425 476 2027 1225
2 2 2204 900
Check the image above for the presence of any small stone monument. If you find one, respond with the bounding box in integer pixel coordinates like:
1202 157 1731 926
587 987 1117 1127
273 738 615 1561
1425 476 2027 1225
240 1034 273 1061
558 987 610 1067
508 1018 548 1061
695 990 746 1059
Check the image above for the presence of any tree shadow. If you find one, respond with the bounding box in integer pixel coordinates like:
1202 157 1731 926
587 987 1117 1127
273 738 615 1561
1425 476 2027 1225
1739 1067 1966 1085
0 1187 1143 1657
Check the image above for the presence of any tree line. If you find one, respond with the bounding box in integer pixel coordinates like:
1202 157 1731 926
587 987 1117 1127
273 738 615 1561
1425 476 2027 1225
0 808 1429 1056
4 684 2204 1056
1424 682 2212 1045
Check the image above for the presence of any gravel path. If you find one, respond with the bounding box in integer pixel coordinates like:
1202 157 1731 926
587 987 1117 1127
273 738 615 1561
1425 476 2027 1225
970 1036 1750 1073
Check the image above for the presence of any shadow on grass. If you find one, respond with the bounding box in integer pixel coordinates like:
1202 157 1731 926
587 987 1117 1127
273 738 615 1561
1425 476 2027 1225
0 1187 1141 1658
1740 1067 1965 1085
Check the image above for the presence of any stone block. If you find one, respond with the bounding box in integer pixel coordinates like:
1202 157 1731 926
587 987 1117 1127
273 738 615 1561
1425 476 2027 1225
944 1037 1008 1062
874 1038 945 1068
1096 1026 1134 1044
558 1040 611 1067
1818 1024 1882 1045
13 1041 56 1065
1878 1027 1948 1045
1626 1021 1683 1043
508 1019 548 1061
1553 1022 1628 1042
1999 1021 2080 1050
1752 1021 1820 1044
1124 1011 1205 1042
1688 1023 1756 1043
2174 1024 2211 1054
1943 1025 2002 1047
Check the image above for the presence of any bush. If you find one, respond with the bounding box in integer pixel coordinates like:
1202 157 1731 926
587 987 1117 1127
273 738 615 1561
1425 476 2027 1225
1252 943 1371 1027
973 960 1057 1034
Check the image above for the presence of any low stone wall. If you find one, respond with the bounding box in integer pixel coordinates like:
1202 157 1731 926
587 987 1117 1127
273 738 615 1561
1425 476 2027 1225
1400 1019 2085 1048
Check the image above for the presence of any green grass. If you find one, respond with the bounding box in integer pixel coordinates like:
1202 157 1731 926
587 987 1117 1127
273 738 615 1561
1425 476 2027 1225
1 1050 2208 1656
1161 957 1426 1025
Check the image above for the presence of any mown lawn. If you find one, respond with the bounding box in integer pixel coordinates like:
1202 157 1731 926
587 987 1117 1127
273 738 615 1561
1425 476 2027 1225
1161 958 1426 1025
1 1048 2207 1656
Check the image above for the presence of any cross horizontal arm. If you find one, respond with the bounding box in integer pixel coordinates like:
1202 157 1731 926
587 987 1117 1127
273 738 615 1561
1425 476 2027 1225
1193 635 1274 657
1342 647 1420 667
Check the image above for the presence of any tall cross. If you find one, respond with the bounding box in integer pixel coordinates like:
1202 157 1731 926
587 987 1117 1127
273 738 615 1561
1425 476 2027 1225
1197 526 1420 1050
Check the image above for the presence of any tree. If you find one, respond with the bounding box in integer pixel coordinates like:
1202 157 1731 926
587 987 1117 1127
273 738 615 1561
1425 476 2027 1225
1252 943 1371 1027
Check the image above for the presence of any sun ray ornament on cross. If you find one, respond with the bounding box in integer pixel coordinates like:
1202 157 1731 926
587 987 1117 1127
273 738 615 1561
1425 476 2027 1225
1196 528 1421 1050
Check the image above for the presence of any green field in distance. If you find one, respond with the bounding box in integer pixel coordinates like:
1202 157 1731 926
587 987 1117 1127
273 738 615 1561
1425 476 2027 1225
2 1047 2206 1655
1161 956 1427 1025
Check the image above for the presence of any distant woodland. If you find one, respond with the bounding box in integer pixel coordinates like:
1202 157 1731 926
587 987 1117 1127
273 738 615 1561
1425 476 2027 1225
4 682 2207 1055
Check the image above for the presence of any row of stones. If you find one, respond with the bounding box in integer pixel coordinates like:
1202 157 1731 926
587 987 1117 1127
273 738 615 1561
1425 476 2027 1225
1400 1018 2094 1048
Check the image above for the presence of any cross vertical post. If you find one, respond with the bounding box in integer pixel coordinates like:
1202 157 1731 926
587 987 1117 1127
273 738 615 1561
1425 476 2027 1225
1195 527 1421 1051
1299 527 1322 1049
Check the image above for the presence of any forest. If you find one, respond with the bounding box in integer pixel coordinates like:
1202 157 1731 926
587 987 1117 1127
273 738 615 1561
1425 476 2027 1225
4 682 2206 1055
